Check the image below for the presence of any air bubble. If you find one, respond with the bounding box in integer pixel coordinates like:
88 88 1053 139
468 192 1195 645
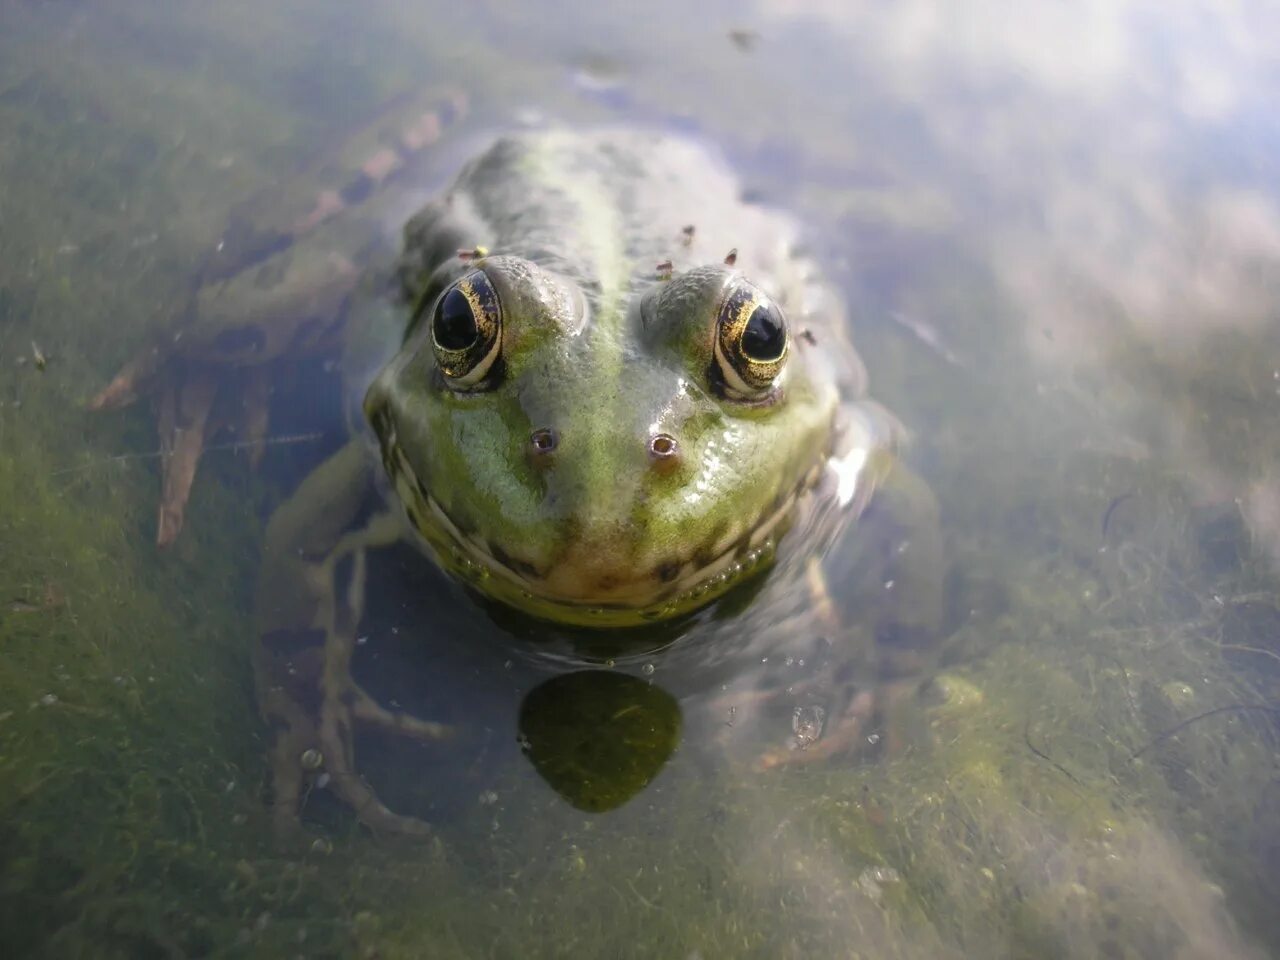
792 704 826 748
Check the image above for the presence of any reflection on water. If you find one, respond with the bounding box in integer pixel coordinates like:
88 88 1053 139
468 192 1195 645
2 1 1279 957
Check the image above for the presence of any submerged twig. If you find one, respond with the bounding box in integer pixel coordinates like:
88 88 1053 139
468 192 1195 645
1101 492 1134 537
1023 719 1084 785
1130 703 1280 760
1218 643 1280 666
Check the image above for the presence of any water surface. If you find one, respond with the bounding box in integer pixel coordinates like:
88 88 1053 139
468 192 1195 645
2 2 1279 957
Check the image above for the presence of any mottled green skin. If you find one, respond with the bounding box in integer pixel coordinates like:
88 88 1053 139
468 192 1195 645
363 130 890 625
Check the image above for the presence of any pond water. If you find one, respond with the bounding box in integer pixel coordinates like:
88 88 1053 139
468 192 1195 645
3 2 1280 957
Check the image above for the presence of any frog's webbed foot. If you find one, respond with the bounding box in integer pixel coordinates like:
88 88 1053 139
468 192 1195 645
257 449 450 837
87 200 366 549
90 283 355 547
88 346 222 547
106 357 276 547
259 578 451 838
260 646 451 838
91 89 470 546
316 689 447 838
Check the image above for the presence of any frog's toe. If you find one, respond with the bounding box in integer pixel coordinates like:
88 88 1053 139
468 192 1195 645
267 728 314 835
270 732 433 838
88 374 138 411
315 699 437 837
88 346 164 411
285 679 446 837
324 765 434 838
156 368 218 546
348 684 452 742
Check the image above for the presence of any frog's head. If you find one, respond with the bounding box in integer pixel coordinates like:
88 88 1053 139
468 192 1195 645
364 254 840 627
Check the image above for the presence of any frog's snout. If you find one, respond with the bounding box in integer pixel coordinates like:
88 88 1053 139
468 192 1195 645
526 426 684 476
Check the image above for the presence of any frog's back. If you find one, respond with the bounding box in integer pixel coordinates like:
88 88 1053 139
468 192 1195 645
412 130 748 273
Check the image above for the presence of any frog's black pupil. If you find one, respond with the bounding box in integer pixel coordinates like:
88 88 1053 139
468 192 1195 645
741 304 786 361
434 287 478 350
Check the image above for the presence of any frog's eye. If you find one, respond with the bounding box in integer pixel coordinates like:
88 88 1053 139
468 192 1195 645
713 283 788 401
430 270 502 389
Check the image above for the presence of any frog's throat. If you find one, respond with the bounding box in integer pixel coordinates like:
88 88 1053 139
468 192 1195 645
381 444 828 628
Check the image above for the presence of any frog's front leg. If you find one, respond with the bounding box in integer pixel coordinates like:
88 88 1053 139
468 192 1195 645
255 441 448 837
757 462 945 769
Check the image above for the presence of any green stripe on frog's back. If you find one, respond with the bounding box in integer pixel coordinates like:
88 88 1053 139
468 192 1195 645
519 133 631 492
461 134 637 510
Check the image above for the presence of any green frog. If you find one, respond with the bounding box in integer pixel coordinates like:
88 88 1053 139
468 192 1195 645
93 110 943 835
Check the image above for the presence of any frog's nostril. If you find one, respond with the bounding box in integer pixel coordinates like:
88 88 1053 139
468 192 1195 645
649 434 677 458
648 433 680 474
530 428 559 455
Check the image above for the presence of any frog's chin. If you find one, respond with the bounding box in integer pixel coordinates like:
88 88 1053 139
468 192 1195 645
405 485 802 629
526 547 792 629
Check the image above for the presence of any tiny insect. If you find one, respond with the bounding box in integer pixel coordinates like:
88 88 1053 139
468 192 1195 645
31 341 47 371
457 245 490 261
799 329 818 346
680 224 696 246
655 259 674 280
728 29 760 52
723 248 738 267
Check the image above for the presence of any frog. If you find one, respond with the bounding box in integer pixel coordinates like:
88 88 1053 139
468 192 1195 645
92 107 943 836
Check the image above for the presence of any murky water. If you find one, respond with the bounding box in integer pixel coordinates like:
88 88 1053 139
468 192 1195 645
3 2 1280 957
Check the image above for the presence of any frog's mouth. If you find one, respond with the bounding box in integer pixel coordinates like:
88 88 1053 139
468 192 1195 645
382 442 825 628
